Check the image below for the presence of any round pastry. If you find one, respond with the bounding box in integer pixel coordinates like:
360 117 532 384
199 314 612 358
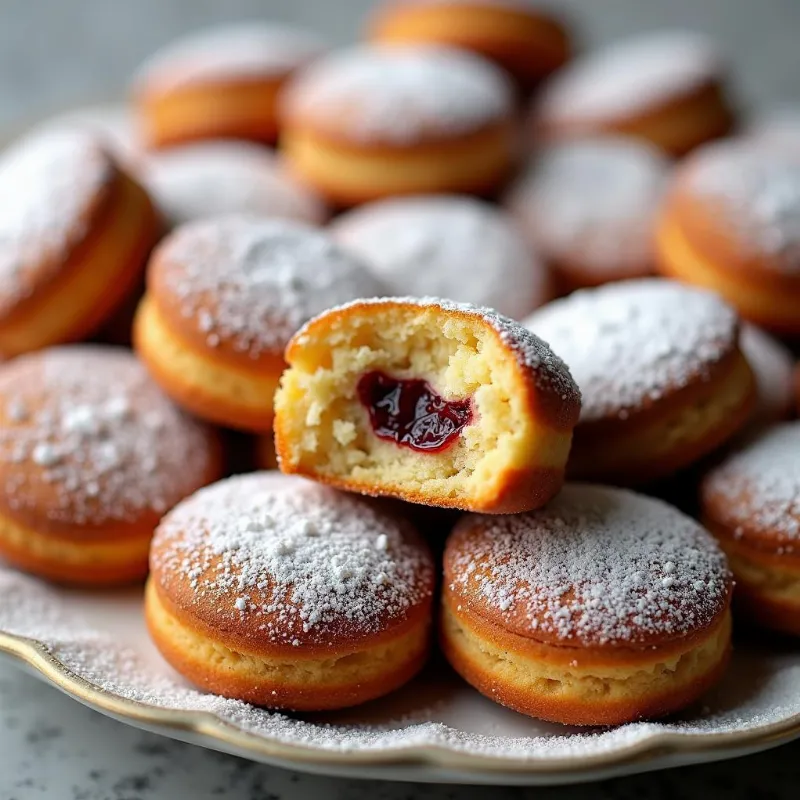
701 423 800 635
0 128 159 359
0 346 222 585
740 323 795 428
278 45 517 206
146 472 435 709
368 0 572 92
531 30 735 156
330 195 550 318
274 297 581 513
134 22 327 148
442 484 733 725
141 141 327 229
524 279 755 485
133 216 385 433
506 138 670 293
656 140 800 335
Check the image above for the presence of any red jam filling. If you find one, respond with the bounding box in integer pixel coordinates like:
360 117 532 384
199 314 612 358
357 371 473 453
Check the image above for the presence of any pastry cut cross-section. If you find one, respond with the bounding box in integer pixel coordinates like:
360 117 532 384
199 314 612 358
274 298 581 513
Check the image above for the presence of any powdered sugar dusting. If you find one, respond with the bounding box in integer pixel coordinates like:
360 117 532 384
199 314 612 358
151 473 433 643
0 128 112 313
142 142 326 229
331 196 547 319
740 324 795 425
135 22 326 92
537 30 723 123
508 138 669 275
154 216 384 356
282 45 513 144
703 423 800 544
300 296 580 407
525 279 737 422
685 142 800 273
448 485 730 646
0 346 217 525
0 563 798 764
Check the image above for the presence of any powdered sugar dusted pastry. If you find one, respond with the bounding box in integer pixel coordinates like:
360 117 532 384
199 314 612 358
525 279 755 484
0 346 222 585
142 142 327 229
506 138 670 292
0 128 159 358
133 216 384 432
442 484 732 725
331 195 550 318
369 0 573 92
746 106 800 152
702 423 800 635
134 22 327 147
740 323 795 428
274 297 581 513
279 45 516 205
146 472 434 709
532 31 735 156
656 140 800 335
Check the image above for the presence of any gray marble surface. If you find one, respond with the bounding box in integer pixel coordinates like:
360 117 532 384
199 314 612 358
2 0 800 797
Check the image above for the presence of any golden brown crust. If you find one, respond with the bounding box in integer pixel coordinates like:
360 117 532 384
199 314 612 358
0 166 159 358
440 597 732 725
146 579 431 710
369 1 572 91
567 347 756 485
279 121 517 207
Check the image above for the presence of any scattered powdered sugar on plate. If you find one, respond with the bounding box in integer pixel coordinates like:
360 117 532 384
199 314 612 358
684 142 800 273
298 296 581 410
142 141 326 229
0 345 216 525
0 128 112 313
739 323 795 425
151 473 433 642
1 561 798 765
524 279 737 422
537 30 723 123
508 138 669 275
134 22 327 92
154 215 385 356
447 485 730 646
331 195 547 319
703 423 800 544
282 45 513 144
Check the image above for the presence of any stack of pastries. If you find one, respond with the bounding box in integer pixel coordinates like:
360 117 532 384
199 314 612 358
0 3 798 729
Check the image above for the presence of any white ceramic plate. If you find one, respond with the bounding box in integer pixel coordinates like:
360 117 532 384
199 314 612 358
1 563 800 785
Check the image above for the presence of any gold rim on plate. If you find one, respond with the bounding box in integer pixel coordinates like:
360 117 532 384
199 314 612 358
1 627 800 778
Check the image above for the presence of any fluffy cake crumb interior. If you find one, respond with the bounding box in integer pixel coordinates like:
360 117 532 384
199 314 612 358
277 305 564 503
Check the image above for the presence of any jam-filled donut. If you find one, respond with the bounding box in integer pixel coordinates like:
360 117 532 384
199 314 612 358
368 0 573 92
330 195 550 319
134 216 384 433
134 22 327 148
656 141 800 335
0 346 222 585
506 138 670 293
531 31 735 156
702 423 800 635
146 472 434 709
142 141 327 230
442 484 732 725
279 45 517 206
740 323 795 429
525 279 755 485
274 297 581 513
0 128 159 359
